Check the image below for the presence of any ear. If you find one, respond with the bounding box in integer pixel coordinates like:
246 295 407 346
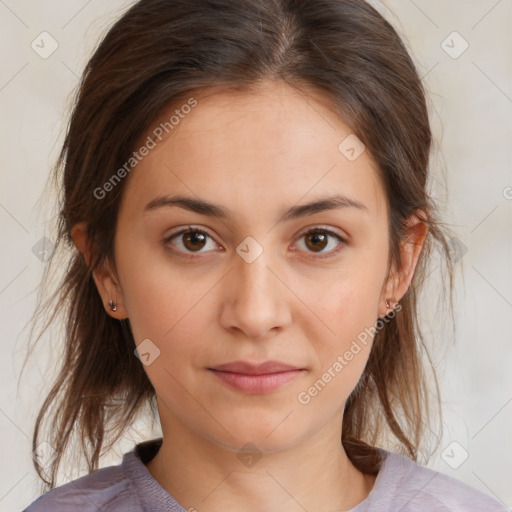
70 221 128 319
379 210 428 317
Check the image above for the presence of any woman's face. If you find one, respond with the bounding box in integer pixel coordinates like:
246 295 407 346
107 79 403 453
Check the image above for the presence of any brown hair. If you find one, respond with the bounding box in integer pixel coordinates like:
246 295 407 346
24 0 456 490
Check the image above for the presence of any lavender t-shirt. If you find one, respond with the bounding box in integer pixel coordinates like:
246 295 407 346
23 438 508 511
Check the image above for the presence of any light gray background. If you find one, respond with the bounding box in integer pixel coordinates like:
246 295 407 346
1 0 511 510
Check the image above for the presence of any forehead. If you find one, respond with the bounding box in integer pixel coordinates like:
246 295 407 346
120 80 387 223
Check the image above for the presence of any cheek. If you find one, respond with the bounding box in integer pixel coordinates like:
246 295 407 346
297 259 385 399
296 282 378 412
303 266 385 343
117 238 216 342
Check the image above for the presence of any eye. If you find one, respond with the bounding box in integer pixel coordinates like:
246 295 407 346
293 227 346 258
163 225 347 260
163 226 220 257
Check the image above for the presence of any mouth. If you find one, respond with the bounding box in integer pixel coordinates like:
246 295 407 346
207 360 306 393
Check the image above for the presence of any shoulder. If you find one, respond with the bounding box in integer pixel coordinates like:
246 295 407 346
23 460 139 512
374 449 508 512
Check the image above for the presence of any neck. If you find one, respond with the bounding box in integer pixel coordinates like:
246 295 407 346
145 409 376 512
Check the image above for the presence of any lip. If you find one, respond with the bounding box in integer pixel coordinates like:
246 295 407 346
210 360 302 374
208 360 306 393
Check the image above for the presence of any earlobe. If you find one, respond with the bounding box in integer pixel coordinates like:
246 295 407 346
70 222 129 319
91 258 129 320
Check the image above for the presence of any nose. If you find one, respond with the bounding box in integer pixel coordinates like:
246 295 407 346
219 249 292 340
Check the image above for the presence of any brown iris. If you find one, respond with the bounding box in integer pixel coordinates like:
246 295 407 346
182 230 207 251
304 231 328 252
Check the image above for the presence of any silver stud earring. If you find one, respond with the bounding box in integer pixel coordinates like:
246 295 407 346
385 298 398 311
109 299 117 312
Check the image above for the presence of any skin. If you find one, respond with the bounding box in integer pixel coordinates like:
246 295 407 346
72 79 427 512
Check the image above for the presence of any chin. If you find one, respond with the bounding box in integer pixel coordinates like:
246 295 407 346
203 412 307 453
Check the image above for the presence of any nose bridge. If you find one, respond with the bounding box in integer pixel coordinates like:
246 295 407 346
234 233 277 296
220 243 291 338
234 246 278 307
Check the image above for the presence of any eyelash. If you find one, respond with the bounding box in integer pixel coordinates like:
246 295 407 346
163 225 347 260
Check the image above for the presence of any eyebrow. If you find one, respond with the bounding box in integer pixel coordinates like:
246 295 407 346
144 193 368 223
